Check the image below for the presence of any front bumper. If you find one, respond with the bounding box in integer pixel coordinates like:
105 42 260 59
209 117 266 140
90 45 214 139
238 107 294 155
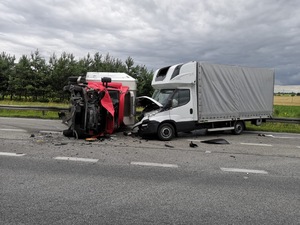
139 120 160 136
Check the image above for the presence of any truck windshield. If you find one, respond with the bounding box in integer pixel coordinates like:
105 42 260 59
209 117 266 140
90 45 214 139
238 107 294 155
152 89 175 106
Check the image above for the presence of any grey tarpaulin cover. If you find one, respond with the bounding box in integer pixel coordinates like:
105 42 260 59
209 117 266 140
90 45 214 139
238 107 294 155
197 63 274 121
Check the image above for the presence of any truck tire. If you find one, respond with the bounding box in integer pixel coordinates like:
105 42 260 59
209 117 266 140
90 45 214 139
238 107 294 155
232 121 245 135
157 123 175 141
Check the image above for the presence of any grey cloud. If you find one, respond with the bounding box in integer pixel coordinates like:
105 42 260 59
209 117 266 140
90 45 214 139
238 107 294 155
0 0 300 84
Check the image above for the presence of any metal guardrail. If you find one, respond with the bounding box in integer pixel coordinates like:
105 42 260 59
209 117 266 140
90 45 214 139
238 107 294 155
267 117 300 124
0 105 69 111
0 105 69 116
0 105 299 124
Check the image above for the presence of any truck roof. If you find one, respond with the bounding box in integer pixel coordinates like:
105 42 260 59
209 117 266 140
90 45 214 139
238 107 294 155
86 72 136 91
86 72 135 81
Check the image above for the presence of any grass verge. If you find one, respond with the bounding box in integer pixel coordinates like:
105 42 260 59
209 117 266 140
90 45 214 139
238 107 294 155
0 109 61 119
246 122 300 134
273 105 300 118
0 100 69 119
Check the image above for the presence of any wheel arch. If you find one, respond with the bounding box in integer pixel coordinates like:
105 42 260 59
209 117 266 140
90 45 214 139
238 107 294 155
158 120 177 134
157 120 177 141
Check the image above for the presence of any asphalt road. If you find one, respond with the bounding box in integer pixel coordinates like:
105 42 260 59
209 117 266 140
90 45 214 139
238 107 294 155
1 117 300 224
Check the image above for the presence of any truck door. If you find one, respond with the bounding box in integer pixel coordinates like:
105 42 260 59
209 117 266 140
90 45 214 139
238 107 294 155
169 89 195 132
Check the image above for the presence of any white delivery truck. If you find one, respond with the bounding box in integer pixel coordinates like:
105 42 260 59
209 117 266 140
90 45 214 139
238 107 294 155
133 61 275 141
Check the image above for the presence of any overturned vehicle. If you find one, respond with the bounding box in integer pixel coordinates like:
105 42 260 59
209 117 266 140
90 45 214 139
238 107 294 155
63 73 136 138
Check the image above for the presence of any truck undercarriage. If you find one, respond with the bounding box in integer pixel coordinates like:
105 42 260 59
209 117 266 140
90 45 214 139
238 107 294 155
63 76 128 139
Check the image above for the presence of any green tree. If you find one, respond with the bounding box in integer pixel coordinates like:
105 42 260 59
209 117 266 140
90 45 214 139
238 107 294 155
0 52 15 99
90 52 103 71
125 56 134 75
5 51 155 101
9 55 32 100
29 50 50 101
77 53 93 75
102 53 126 72
134 65 154 96
49 52 78 100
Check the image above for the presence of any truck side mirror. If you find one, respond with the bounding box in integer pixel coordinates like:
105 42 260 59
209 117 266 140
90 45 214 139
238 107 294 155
101 77 112 88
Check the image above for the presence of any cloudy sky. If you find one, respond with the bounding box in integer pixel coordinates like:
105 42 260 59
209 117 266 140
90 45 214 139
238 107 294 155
1 0 300 85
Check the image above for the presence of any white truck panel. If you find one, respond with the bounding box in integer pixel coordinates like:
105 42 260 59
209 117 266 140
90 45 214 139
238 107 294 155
197 63 274 121
86 72 137 91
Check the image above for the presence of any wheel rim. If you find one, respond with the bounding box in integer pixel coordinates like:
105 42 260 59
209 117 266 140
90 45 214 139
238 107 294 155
161 127 171 138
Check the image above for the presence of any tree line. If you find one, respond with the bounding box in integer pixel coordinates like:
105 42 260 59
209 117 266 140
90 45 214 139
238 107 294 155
0 50 154 102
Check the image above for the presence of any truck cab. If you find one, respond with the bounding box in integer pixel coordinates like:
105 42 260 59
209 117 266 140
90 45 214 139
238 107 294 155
134 61 198 140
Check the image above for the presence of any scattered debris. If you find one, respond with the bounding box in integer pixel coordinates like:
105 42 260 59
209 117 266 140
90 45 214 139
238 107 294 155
230 155 236 159
258 133 274 137
54 142 68 146
30 134 35 138
205 150 211 153
165 144 174 148
189 141 198 148
85 137 98 142
201 138 230 145
123 131 132 136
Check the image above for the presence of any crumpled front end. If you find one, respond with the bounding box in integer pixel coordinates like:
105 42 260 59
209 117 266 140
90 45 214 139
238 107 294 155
132 96 163 137
62 76 128 139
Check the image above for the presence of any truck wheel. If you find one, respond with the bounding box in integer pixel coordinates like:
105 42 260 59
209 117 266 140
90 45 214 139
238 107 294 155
232 121 245 135
157 123 175 141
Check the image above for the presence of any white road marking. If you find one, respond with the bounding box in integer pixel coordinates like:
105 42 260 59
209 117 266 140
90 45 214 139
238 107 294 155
262 134 300 139
54 157 98 163
220 167 268 174
0 128 26 132
0 152 26 157
130 162 179 168
240 143 272 147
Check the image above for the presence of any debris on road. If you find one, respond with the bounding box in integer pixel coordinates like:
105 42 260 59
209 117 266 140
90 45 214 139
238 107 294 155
123 131 132 136
165 144 174 148
85 137 98 142
189 141 198 148
54 142 68 146
201 138 230 145
258 133 274 137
